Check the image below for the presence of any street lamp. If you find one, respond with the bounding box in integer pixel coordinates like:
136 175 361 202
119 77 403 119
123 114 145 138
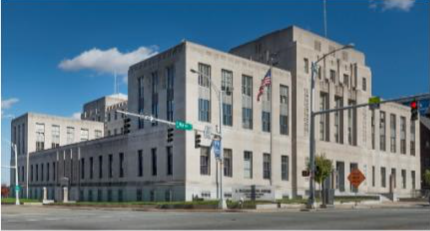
190 68 227 209
3 141 20 205
307 43 354 209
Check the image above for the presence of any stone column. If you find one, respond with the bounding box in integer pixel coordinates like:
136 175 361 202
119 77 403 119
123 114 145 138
43 187 48 201
63 187 69 203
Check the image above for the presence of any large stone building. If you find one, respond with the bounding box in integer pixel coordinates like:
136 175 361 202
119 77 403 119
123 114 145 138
14 26 421 202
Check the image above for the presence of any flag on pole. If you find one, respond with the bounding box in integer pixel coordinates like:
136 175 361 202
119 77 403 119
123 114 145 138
257 68 272 101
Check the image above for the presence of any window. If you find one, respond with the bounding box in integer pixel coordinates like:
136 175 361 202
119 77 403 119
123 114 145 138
150 190 156 202
401 169 406 189
411 171 416 189
281 155 289 181
167 146 173 176
381 167 386 187
119 153 124 178
343 74 349 87
151 71 159 126
35 123 45 151
244 151 253 179
66 127 74 144
80 159 85 179
165 190 172 202
88 190 93 202
31 165 33 182
47 163 49 181
138 150 143 177
314 40 322 51
242 75 253 129
98 189 102 202
51 125 60 148
90 157 94 179
391 168 397 189
198 63 211 88
166 65 175 122
342 51 349 61
98 156 103 179
362 77 367 91
80 129 89 141
400 117 406 154
372 166 375 187
95 130 102 138
53 162 56 181
380 111 386 151
334 96 344 144
330 69 336 82
107 190 112 202
390 114 396 153
222 70 233 126
41 164 44 181
36 164 39 181
320 92 329 141
280 85 289 135
136 189 143 201
198 99 211 122
200 147 210 175
118 189 123 202
410 121 416 156
151 148 157 176
223 149 232 177
263 153 271 180
304 58 309 74
138 76 145 129
109 154 113 178
348 100 357 146
262 111 271 132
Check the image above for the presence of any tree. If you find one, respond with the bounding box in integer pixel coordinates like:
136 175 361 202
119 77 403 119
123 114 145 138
308 154 333 202
424 169 430 186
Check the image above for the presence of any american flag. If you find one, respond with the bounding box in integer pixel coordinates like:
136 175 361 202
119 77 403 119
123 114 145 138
257 68 272 101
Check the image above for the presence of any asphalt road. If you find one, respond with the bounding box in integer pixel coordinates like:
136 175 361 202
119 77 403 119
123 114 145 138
2 205 430 230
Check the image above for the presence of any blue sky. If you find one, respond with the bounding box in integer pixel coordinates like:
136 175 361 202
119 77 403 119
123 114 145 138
1 0 429 184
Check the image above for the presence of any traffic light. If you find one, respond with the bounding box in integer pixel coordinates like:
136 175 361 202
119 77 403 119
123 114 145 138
123 118 131 134
167 128 174 143
195 131 201 149
410 100 419 121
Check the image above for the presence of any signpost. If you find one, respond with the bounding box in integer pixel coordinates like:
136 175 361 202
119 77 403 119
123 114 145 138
15 185 21 192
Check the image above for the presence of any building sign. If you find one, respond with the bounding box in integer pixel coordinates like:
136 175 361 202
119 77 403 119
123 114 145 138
232 185 275 201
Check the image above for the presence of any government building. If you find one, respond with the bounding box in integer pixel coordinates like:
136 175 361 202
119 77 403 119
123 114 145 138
11 26 421 202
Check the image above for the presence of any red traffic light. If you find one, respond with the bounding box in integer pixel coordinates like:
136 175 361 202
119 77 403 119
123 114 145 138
410 101 418 109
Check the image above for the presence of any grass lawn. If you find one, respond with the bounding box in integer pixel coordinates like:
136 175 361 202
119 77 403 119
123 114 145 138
1 197 40 204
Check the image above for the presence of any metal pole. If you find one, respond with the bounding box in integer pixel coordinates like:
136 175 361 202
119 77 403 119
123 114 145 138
219 89 226 209
13 144 20 205
307 63 316 209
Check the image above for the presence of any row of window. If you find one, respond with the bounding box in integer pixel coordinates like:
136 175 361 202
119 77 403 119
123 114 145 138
12 122 26 155
200 147 290 181
371 110 416 155
197 63 290 135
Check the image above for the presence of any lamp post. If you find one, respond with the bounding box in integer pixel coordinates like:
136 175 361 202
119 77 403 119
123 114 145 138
190 68 227 209
307 43 354 209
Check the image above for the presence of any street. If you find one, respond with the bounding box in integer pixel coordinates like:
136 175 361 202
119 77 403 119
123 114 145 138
1 205 429 230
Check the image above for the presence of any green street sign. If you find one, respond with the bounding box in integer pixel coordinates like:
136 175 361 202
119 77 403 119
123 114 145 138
369 96 381 105
175 121 193 131
15 185 21 191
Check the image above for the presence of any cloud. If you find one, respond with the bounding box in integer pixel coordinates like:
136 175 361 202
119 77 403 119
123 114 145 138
59 46 158 76
370 0 416 11
1 98 19 110
71 112 81 120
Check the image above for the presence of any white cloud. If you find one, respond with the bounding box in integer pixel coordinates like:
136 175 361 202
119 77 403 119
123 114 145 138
1 98 19 110
58 46 158 76
71 112 81 120
370 0 416 11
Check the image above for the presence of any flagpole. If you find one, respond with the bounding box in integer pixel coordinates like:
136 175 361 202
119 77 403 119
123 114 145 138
270 69 274 186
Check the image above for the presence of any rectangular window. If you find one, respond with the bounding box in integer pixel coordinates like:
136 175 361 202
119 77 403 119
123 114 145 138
138 150 143 177
200 147 210 175
262 111 271 132
80 129 89 141
242 75 253 129
31 165 33 182
320 92 329 141
138 76 145 129
412 171 416 189
198 99 211 122
151 148 157 176
166 65 175 122
372 166 375 187
381 167 386 188
90 157 94 179
198 63 211 88
304 58 309 74
97 189 102 202
334 96 344 144
66 127 74 144
380 111 386 151
109 154 113 178
35 123 45 151
362 77 367 91
167 146 173 176
280 85 289 135
244 151 253 179
118 189 123 202
51 125 60 148
348 100 357 146
119 153 124 178
222 69 233 126
98 156 103 179
330 69 336 82
80 159 85 179
223 149 232 177
36 164 39 181
41 164 44 181
136 189 143 201
400 116 406 154
391 168 397 189
401 169 406 189
281 155 289 181
263 153 271 180
410 121 416 156
343 74 349 87
151 71 159 126
390 114 396 153
53 162 56 181
47 163 49 182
